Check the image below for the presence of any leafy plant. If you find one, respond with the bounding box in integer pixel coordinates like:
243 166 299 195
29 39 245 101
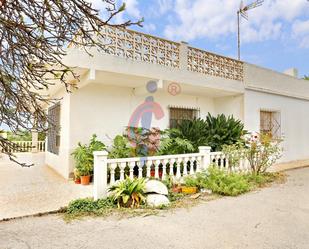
222 142 245 169
6 130 46 141
243 132 282 174
173 118 208 151
162 175 175 189
66 197 115 218
108 135 132 159
183 175 199 187
109 177 146 208
71 134 106 176
163 114 245 154
158 129 195 155
203 113 245 151
203 166 251 196
125 127 162 157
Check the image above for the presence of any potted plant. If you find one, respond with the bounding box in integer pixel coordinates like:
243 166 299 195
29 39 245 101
181 176 198 194
71 134 106 186
73 168 81 184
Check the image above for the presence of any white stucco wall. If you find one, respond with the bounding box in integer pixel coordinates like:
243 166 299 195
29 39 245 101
214 95 244 121
47 82 245 179
64 83 245 177
69 83 216 146
244 89 309 162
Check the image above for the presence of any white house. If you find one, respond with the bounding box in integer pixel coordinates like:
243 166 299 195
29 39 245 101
44 26 309 179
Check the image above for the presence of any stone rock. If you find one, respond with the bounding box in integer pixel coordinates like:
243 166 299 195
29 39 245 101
146 194 170 207
145 180 168 195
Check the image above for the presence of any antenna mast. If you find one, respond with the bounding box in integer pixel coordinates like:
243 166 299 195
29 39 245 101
237 0 264 60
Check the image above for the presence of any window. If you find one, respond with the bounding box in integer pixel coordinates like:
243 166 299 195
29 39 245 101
260 110 281 138
47 103 61 154
169 106 199 128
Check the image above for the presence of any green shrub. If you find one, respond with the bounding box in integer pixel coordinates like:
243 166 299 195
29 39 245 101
204 113 245 151
108 135 132 159
172 119 208 151
125 127 161 157
161 114 245 154
243 133 282 174
66 197 115 215
158 129 195 155
203 167 251 196
109 177 146 208
246 172 282 187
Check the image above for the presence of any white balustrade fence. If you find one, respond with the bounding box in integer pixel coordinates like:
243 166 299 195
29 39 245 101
2 141 46 153
210 151 251 173
93 146 253 200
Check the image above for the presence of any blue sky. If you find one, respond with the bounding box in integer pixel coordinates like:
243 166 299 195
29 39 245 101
93 0 309 77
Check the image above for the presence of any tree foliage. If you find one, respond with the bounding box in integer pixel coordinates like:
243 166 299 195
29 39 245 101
0 0 141 163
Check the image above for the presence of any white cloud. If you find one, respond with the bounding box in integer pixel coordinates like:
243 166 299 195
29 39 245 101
124 0 141 18
144 23 156 32
292 19 309 48
293 20 309 35
157 0 174 14
89 0 141 23
163 0 308 46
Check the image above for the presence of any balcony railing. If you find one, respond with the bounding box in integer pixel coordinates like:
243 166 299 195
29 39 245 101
97 26 180 68
187 47 244 81
69 26 244 82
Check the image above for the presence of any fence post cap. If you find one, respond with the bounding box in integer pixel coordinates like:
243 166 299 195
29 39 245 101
93 151 108 156
198 146 211 151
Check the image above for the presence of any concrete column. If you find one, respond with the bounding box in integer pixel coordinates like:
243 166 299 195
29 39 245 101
198 146 211 170
93 151 108 200
179 41 189 70
31 130 38 153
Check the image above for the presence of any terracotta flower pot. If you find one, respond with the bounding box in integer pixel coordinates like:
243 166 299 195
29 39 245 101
74 178 81 184
80 175 91 185
172 186 182 193
181 186 198 194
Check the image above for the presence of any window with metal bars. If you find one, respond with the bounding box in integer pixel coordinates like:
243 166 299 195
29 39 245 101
47 103 61 154
260 110 281 139
169 106 200 128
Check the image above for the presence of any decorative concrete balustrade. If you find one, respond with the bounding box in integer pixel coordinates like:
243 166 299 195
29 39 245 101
187 47 244 81
93 147 252 200
97 26 180 68
3 141 46 153
69 26 244 82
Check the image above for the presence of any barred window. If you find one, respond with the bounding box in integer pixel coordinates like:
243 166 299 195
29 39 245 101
47 103 61 154
169 106 200 128
260 110 281 138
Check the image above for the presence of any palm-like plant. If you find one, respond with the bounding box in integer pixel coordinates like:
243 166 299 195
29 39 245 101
158 129 195 155
204 113 245 151
174 118 208 151
109 177 146 208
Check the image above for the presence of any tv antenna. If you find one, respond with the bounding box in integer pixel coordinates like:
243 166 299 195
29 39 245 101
237 0 264 60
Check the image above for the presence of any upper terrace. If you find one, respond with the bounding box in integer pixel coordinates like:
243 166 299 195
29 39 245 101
65 25 309 101
68 26 243 78
92 26 244 82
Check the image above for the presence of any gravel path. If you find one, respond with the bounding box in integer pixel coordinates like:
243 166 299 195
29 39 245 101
1 167 309 249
